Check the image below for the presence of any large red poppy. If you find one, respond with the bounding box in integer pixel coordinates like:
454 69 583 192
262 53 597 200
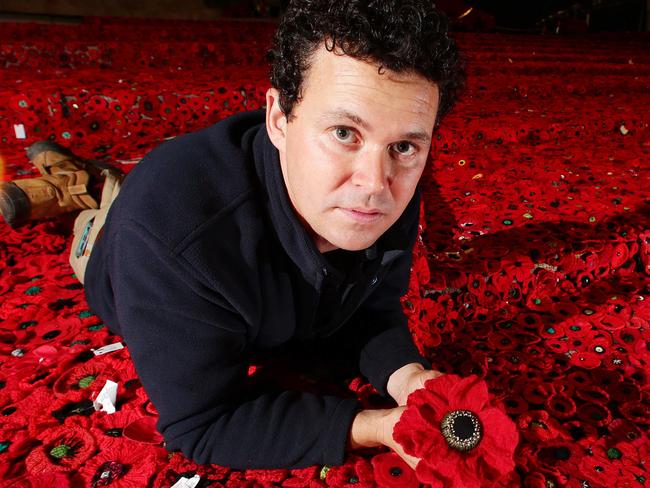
393 374 519 487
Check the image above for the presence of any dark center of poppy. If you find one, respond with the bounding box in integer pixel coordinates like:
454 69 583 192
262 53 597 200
19 320 37 329
78 375 96 389
452 416 475 440
554 447 570 460
43 330 61 340
389 467 402 477
124 379 140 389
0 441 10 453
606 447 622 460
530 420 548 430
50 444 72 459
2 407 16 416
92 461 127 487
440 410 482 451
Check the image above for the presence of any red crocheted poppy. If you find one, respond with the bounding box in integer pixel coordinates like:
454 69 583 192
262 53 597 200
151 451 229 487
244 468 289 483
25 425 97 474
279 466 321 487
324 455 375 487
569 351 601 369
86 410 132 448
576 450 619 485
607 418 645 445
393 374 518 487
122 415 164 445
516 410 564 443
5 472 72 488
76 441 161 487
545 392 577 420
576 403 613 428
619 402 650 425
371 452 418 488
52 361 116 402
1 387 60 436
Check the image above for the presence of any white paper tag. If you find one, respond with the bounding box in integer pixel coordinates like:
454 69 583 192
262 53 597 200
13 124 26 139
92 342 124 356
93 379 118 414
171 475 201 488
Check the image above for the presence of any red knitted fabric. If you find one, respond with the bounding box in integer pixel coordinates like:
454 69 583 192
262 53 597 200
1 17 649 487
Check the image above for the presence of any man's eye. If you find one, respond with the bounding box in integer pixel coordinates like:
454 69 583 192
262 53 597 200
392 141 416 156
333 127 355 143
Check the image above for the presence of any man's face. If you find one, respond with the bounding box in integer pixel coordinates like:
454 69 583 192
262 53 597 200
266 45 440 253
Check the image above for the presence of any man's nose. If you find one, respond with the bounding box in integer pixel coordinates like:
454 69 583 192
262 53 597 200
350 148 390 195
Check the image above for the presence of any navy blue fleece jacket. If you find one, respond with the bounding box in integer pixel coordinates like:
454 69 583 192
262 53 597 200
84 109 429 469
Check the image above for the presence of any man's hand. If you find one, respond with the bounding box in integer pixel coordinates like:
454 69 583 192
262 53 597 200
387 363 444 406
348 407 420 470
377 406 421 470
347 365 444 470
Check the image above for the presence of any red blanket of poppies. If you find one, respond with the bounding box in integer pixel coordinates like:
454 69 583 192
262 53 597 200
0 17 648 488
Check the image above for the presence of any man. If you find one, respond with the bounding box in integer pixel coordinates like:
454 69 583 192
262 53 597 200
0 0 464 470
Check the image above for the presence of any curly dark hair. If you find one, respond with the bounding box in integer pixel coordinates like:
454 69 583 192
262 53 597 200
268 0 465 126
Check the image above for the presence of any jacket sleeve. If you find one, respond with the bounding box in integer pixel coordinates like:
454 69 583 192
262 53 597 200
108 219 360 469
353 197 431 397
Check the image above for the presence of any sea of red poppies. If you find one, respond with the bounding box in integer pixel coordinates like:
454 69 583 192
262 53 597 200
0 17 648 488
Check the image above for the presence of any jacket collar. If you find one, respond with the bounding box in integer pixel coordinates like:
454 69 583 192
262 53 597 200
250 112 419 287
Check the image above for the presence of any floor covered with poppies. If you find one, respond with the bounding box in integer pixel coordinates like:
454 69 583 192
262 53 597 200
0 17 649 488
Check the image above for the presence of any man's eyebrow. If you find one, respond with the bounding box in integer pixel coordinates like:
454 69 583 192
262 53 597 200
320 109 370 129
321 109 431 143
403 130 431 143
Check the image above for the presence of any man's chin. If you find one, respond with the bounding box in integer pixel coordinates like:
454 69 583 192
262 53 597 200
325 232 381 252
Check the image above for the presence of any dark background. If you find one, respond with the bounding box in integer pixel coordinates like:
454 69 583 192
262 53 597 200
0 0 648 33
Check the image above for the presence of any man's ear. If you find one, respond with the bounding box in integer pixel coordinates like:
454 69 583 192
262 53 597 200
266 87 287 151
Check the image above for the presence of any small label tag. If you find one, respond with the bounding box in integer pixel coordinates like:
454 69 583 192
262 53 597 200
171 475 201 488
13 124 26 139
92 342 124 356
93 379 118 414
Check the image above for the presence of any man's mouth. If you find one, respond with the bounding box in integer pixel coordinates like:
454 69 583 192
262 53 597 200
338 207 385 224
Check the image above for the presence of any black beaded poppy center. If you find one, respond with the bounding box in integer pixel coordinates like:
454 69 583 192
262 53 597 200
104 428 123 438
440 410 483 452
451 416 472 439
92 460 127 486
